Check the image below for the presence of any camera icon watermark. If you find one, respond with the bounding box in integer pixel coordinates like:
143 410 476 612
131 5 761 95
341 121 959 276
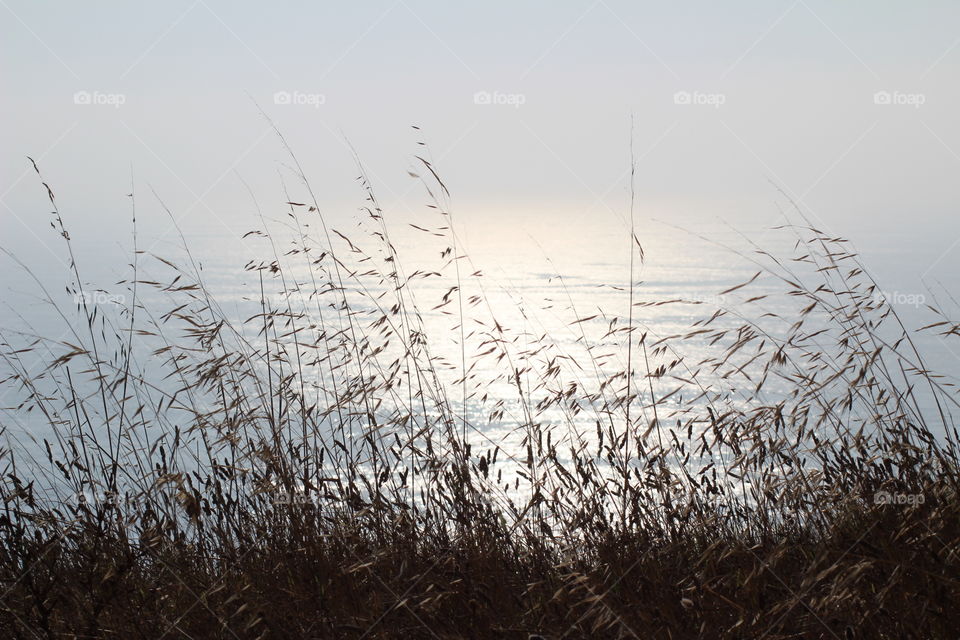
673 90 726 108
873 90 925 108
473 90 526 108
73 90 126 108
273 90 326 108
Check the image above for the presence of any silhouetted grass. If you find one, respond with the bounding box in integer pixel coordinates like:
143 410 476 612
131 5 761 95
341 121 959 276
1 142 959 639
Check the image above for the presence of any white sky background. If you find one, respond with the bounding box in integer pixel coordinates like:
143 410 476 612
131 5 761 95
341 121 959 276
2 1 960 289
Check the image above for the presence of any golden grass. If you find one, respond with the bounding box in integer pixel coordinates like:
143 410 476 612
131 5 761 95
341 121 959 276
0 146 958 639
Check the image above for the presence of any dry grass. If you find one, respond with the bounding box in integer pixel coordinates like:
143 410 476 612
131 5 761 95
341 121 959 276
1 143 959 639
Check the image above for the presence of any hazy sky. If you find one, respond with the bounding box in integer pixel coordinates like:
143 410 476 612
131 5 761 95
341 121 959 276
3 1 960 284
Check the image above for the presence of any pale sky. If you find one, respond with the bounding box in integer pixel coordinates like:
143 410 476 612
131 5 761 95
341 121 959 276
3 1 960 286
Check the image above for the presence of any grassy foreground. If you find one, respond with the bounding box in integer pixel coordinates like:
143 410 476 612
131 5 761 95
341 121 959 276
1 149 959 639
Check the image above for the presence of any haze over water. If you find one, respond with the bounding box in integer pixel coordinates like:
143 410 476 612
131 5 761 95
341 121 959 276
3 205 958 483
4 1 960 470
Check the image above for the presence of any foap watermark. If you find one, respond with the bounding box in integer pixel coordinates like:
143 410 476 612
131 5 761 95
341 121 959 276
473 90 526 108
74 290 126 306
872 290 925 309
73 90 126 108
273 90 326 108
687 293 730 307
673 90 726 108
271 489 319 506
873 90 925 108
874 490 925 506
70 491 147 508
